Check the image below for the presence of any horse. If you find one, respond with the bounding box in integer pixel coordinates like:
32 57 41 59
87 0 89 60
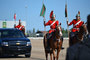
69 24 87 46
43 25 63 60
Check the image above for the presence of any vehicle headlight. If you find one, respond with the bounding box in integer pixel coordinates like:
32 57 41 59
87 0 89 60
26 42 31 46
2 42 8 46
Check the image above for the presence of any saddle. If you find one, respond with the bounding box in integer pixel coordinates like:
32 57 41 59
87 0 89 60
69 31 79 46
70 31 78 38
69 31 79 42
46 33 53 40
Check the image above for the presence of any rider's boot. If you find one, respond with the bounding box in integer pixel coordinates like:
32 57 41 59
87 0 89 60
46 33 51 51
46 33 53 51
46 41 50 50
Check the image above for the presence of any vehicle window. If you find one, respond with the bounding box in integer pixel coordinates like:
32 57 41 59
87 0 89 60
1 30 25 38
2 31 8 35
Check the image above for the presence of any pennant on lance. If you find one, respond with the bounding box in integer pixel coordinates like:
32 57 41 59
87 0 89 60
40 4 46 17
65 4 68 17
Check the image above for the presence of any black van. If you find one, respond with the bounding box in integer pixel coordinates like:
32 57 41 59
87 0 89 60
0 28 32 57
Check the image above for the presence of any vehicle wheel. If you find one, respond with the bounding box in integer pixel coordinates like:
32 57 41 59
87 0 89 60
25 54 31 58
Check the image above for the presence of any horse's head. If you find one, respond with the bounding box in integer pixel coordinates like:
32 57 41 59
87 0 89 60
79 24 87 35
55 24 62 39
78 23 87 41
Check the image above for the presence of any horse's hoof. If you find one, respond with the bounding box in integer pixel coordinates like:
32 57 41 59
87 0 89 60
61 47 64 50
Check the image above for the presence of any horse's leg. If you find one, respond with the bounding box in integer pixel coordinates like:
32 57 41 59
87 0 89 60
57 49 60 60
69 36 73 46
69 36 71 47
50 53 53 60
44 35 48 60
45 51 48 60
53 50 56 60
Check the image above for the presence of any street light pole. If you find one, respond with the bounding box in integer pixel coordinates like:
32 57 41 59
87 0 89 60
25 5 28 21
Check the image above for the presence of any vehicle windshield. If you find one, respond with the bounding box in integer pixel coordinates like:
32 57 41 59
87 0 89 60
0 30 25 38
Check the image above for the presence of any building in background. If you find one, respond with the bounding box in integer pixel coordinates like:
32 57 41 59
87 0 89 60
0 20 26 29
36 31 47 37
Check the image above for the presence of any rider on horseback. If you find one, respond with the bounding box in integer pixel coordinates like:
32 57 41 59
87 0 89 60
44 11 63 50
15 19 25 35
67 14 84 42
44 11 59 40
66 15 90 60
15 19 25 31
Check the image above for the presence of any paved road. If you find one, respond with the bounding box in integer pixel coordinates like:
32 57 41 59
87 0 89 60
0 38 69 60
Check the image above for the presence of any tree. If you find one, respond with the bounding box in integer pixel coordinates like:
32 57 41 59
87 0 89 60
62 28 65 34
37 29 39 32
33 28 35 33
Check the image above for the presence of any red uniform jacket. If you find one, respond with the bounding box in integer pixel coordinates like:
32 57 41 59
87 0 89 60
15 25 24 31
45 20 59 33
68 19 84 32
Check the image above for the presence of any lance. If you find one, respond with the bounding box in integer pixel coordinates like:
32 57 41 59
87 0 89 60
65 2 69 37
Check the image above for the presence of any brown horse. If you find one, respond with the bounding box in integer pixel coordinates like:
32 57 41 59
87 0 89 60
69 24 87 46
43 25 63 60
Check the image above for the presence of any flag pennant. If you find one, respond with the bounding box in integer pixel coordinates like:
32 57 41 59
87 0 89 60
65 4 68 17
14 13 16 20
40 4 46 17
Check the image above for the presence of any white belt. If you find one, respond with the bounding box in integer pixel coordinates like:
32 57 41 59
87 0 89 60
74 20 81 27
50 21 56 26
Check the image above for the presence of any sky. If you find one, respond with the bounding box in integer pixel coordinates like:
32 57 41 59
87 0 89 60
0 0 90 32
